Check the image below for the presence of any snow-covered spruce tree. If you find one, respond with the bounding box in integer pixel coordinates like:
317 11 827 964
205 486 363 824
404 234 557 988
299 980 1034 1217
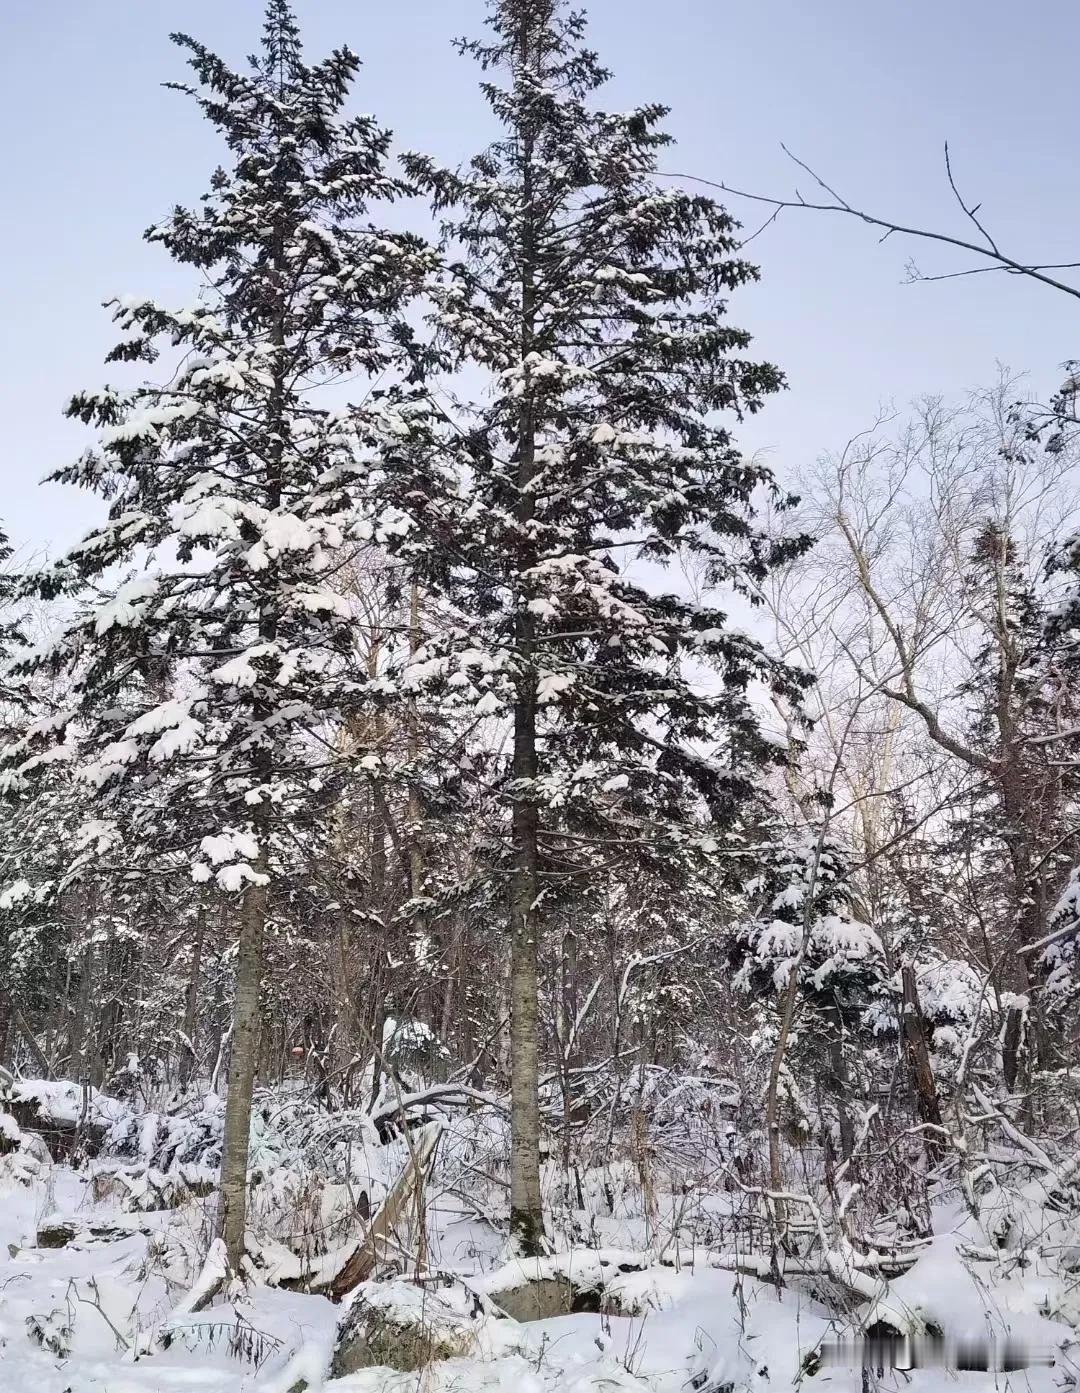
400 0 810 1251
732 833 885 1180
8 1 432 1271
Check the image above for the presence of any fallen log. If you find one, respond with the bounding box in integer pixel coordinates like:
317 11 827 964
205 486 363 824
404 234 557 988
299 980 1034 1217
480 1244 922 1329
36 1216 158 1249
327 1122 442 1301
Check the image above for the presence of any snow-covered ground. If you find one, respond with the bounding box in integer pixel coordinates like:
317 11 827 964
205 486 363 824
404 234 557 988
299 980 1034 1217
1 1075 1078 1391
0 1165 333 1392
2 1149 1078 1393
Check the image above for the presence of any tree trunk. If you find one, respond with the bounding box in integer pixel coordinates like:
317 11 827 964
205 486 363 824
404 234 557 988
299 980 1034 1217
900 964 944 1159
1001 1005 1024 1093
0 990 11 1072
180 899 207 1087
70 944 94 1090
214 155 287 1272
406 579 427 907
0 988 51 1076
217 857 268 1272
367 764 389 1107
96 939 133 1087
509 683 544 1254
825 995 855 1162
332 907 353 1087
764 965 800 1236
559 929 586 1188
504 9 545 1258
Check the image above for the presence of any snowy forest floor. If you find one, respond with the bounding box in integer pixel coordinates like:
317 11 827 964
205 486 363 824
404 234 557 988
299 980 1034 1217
2 1079 1079 1391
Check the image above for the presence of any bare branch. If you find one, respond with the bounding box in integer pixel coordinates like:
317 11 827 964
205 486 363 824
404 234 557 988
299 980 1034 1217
658 156 1080 305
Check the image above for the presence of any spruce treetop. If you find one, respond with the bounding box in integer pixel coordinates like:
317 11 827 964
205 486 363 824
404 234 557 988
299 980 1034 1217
5 2 434 889
396 0 811 873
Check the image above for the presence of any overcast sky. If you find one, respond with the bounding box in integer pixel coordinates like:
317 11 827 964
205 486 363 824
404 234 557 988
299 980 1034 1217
1 0 1077 556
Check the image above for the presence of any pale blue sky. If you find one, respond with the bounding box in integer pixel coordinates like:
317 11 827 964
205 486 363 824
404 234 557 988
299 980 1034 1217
1 0 1076 553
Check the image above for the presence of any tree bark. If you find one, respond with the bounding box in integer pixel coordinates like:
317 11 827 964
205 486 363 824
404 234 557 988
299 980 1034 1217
217 856 268 1272
70 944 94 1091
900 965 944 1160
825 995 855 1162
764 967 799 1233
509 675 544 1253
180 899 207 1087
0 990 11 1073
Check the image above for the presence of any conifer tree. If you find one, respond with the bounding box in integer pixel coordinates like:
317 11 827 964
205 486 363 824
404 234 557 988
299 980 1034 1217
732 834 884 1170
401 0 809 1250
8 1 432 1271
